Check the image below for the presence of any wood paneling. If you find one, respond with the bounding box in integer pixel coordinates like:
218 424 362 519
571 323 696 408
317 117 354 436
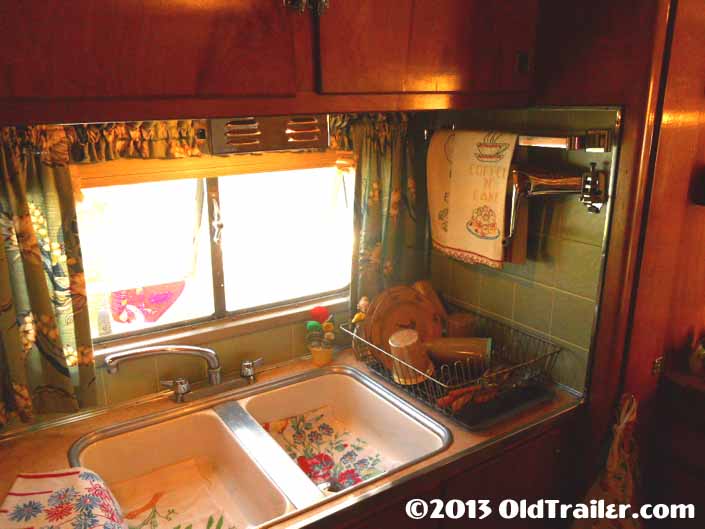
534 0 671 481
317 1 414 93
71 150 348 188
0 0 538 125
627 0 705 401
651 375 705 527
441 429 564 528
0 0 297 99
633 2 705 506
0 91 530 127
318 0 537 94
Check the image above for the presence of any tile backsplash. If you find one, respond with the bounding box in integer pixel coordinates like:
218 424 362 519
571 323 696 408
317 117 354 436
425 107 617 392
93 311 348 406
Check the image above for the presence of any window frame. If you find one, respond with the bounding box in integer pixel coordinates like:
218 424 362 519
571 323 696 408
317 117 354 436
76 152 354 348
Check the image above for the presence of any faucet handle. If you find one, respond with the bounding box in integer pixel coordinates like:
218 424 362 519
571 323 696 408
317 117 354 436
160 377 191 402
241 357 263 380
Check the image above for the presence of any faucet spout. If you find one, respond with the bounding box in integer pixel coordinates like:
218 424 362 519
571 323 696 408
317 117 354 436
105 345 222 385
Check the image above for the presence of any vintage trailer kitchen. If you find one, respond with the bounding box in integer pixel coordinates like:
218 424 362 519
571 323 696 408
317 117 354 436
0 2 703 528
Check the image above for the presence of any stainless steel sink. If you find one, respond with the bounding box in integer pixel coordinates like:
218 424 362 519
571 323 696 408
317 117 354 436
78 410 294 528
70 366 452 527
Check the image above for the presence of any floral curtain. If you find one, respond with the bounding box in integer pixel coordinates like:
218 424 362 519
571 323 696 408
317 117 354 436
330 113 427 307
0 126 97 428
66 120 204 164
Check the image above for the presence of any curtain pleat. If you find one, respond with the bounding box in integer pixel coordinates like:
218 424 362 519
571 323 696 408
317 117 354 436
66 120 205 166
330 113 427 308
0 126 96 428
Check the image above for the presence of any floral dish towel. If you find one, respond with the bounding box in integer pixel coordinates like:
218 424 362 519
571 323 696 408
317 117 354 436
109 458 238 529
263 406 387 493
0 468 127 529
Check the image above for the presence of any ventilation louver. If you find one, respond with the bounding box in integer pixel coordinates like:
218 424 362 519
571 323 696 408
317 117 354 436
210 114 328 154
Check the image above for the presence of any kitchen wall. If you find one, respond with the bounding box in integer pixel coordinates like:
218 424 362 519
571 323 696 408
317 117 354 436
96 107 617 405
420 108 617 392
92 311 348 407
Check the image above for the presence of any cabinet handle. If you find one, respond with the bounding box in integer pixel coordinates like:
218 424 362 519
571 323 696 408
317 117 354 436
283 0 329 15
516 51 531 76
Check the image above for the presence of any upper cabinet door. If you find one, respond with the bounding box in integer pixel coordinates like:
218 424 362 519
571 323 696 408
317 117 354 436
0 0 297 99
317 0 538 94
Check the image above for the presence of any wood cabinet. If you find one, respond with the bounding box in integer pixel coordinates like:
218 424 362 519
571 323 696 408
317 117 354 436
317 0 538 94
344 481 443 529
440 429 564 528
0 0 297 99
648 375 705 529
0 0 537 124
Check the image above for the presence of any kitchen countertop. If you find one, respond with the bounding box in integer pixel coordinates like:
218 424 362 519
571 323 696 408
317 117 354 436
0 350 581 528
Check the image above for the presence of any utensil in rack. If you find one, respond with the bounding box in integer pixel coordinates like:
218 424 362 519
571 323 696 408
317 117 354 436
388 329 435 385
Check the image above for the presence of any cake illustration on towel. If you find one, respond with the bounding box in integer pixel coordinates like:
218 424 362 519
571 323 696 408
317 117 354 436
466 205 500 240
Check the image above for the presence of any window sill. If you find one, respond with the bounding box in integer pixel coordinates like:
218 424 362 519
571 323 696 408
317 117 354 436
93 295 349 365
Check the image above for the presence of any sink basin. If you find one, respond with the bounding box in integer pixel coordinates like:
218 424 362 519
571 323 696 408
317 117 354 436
77 410 293 528
70 366 451 527
240 371 448 486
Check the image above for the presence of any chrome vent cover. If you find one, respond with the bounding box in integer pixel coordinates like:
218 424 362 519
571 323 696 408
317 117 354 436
210 114 328 154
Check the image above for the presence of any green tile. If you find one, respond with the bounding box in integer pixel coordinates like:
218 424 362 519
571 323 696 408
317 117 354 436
555 239 602 299
560 197 607 245
333 311 353 347
478 269 514 318
526 108 617 132
527 198 562 237
156 354 208 385
450 260 482 305
209 326 292 374
551 292 595 350
291 323 309 358
102 357 158 405
430 250 452 294
550 343 588 392
440 109 529 132
504 235 558 286
514 281 553 333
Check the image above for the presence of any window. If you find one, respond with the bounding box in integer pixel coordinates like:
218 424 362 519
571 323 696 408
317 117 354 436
76 164 355 340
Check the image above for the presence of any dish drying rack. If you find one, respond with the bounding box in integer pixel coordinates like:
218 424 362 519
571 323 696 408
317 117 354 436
340 311 561 430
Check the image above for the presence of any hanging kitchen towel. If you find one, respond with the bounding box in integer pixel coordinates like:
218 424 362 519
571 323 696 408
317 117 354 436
428 130 517 269
571 394 642 529
0 468 127 529
427 129 455 251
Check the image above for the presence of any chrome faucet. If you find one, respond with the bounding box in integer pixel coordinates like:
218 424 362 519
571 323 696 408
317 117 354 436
105 345 222 401
240 357 263 384
160 377 191 403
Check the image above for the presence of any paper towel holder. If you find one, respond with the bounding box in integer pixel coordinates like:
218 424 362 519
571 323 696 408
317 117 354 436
504 162 608 246
423 128 612 153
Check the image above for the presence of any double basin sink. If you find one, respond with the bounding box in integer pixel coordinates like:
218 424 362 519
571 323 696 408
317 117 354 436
69 366 452 528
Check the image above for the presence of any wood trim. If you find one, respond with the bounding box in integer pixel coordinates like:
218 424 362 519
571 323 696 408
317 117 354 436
534 0 673 494
587 0 673 449
626 0 705 400
71 150 349 188
0 91 529 127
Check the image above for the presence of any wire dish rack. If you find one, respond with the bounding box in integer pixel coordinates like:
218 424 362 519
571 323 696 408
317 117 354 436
340 311 561 430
